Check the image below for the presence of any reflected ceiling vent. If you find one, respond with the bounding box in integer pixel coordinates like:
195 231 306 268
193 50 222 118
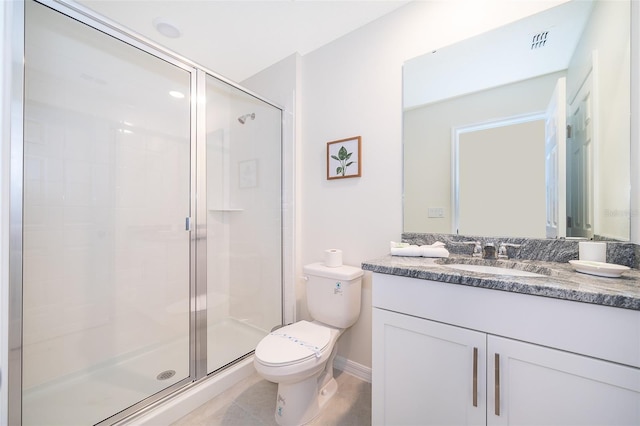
531 31 549 49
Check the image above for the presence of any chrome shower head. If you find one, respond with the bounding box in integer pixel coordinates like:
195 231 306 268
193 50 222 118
238 113 255 124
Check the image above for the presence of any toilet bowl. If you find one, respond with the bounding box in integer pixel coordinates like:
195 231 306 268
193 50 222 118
254 320 342 425
254 262 363 426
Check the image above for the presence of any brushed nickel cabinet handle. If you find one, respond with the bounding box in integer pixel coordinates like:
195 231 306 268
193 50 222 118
494 353 501 416
472 347 478 407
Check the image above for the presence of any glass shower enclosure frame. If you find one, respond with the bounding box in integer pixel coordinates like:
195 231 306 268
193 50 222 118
7 0 284 424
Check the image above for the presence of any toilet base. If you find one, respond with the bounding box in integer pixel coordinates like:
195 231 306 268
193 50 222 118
256 324 344 425
273 365 340 426
317 376 338 408
273 375 338 426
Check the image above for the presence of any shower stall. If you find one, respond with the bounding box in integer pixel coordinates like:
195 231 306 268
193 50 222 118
8 0 283 424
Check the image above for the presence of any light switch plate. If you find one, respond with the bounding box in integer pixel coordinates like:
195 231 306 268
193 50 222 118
428 207 445 218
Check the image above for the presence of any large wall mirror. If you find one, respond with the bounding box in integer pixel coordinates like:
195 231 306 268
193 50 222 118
403 0 631 241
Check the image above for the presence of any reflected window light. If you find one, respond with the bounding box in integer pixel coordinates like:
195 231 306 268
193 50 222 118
169 90 185 99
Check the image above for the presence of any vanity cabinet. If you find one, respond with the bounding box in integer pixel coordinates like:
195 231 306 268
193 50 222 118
373 308 486 425
488 335 640 426
372 273 640 426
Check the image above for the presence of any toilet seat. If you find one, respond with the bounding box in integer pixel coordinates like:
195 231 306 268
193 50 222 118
255 321 332 367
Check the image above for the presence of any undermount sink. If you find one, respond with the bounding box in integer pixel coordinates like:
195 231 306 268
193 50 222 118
445 263 547 278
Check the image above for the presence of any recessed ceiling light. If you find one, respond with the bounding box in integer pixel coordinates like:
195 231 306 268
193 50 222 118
169 90 185 99
153 17 182 39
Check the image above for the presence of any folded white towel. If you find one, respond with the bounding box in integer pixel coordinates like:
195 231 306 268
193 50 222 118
421 247 449 258
390 241 449 258
390 241 410 249
425 241 446 248
390 245 423 256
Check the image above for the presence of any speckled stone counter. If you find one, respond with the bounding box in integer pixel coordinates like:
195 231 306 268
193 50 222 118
362 255 640 311
402 232 637 267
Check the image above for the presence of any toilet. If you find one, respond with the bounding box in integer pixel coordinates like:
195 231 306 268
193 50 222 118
254 262 363 426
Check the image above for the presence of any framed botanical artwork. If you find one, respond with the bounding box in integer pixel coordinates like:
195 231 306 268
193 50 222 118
239 159 257 188
326 136 361 180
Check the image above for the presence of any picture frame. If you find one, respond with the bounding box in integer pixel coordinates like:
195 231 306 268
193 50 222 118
326 136 361 180
238 159 258 188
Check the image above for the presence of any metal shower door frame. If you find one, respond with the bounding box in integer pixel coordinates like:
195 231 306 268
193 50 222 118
7 0 285 424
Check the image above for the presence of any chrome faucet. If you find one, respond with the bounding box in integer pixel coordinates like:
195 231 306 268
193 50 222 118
498 242 522 259
463 241 483 257
482 243 497 259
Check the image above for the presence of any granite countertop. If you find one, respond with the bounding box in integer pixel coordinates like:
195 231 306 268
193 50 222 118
362 255 640 311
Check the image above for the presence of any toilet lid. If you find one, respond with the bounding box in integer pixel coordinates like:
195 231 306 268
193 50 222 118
255 321 331 366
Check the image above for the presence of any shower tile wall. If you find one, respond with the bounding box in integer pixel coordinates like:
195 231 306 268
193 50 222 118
20 1 282 423
203 79 282 374
22 103 190 389
225 108 282 328
205 87 282 333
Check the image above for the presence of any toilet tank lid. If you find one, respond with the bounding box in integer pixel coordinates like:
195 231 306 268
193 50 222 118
303 262 363 280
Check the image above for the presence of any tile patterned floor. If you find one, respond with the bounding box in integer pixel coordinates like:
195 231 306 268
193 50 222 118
171 369 371 426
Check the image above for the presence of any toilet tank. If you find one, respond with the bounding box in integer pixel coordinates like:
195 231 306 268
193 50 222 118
303 262 363 329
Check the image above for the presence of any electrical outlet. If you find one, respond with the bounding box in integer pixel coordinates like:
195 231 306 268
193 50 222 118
428 207 445 218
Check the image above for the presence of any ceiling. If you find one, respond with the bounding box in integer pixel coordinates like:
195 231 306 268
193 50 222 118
75 0 411 82
403 0 591 109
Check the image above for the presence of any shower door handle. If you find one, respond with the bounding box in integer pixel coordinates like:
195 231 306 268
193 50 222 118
186 218 206 241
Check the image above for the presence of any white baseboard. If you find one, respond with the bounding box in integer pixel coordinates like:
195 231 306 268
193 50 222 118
334 355 372 383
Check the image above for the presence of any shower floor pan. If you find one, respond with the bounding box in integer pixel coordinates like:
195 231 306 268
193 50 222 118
22 317 267 426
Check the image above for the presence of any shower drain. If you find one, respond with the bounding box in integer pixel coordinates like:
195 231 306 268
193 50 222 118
156 370 176 381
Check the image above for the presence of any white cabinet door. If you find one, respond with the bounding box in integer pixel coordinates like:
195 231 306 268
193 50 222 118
372 308 486 426
488 335 640 426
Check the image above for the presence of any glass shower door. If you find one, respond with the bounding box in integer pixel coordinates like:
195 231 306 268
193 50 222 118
22 1 192 424
205 75 282 373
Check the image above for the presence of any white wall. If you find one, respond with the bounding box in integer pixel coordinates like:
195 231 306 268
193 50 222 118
299 0 569 369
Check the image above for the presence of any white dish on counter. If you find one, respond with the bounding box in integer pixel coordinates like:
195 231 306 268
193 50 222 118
568 260 630 278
